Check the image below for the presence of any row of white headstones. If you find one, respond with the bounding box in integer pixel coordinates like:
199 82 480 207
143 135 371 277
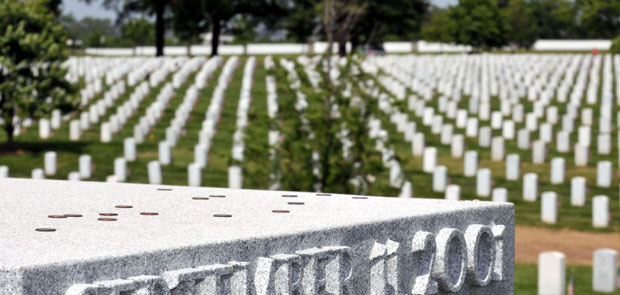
539 249 618 294
13 55 262 188
361 54 619 293
357 54 616 228
0 57 190 181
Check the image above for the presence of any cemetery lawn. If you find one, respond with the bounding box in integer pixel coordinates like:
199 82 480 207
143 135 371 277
513 264 615 295
0 55 618 235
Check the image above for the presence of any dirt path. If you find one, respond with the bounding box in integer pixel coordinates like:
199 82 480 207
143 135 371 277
516 226 620 265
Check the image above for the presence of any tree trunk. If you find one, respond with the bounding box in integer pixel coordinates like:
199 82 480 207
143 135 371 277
4 124 14 150
211 17 221 57
338 39 347 57
350 34 360 54
155 3 165 57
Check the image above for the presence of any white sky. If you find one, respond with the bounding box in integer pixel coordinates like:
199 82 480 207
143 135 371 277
62 0 458 20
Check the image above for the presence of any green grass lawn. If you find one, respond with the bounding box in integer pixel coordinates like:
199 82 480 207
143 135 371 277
515 263 620 294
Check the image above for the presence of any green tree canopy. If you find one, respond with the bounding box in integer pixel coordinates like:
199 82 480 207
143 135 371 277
576 0 620 39
282 0 319 43
83 0 171 56
0 0 77 146
503 0 539 49
451 0 507 51
529 0 577 39
121 18 155 46
421 7 456 44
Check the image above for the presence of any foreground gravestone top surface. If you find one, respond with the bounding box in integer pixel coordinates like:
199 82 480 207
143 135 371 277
0 178 514 294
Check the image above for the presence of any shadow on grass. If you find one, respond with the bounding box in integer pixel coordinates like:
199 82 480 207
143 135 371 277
0 140 92 155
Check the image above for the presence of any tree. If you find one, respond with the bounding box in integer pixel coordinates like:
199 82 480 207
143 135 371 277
576 0 620 39
270 58 384 194
610 35 620 54
121 18 155 46
191 0 286 56
529 0 577 39
451 0 507 51
84 0 171 56
282 0 320 43
229 14 258 44
60 15 119 46
321 0 368 58
0 0 77 147
171 0 208 55
503 0 538 49
421 7 456 45
352 0 428 48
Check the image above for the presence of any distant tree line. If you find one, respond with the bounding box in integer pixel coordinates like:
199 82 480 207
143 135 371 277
64 0 619 54
422 0 619 51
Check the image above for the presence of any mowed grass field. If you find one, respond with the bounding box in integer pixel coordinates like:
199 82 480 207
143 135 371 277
0 54 618 293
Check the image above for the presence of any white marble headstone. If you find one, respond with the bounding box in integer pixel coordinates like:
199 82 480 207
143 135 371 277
491 137 504 161
541 191 558 224
114 158 127 182
478 126 491 148
0 166 8 178
39 119 51 139
147 161 162 185
31 168 45 180
597 134 611 155
432 165 447 192
592 249 618 293
523 173 538 201
505 154 520 181
570 177 586 207
463 151 478 177
502 121 515 140
578 126 591 147
398 181 412 198
538 251 565 295
451 135 464 158
79 155 92 179
574 143 588 166
422 147 437 173
550 158 565 184
445 184 460 201
158 141 172 166
412 133 425 156
596 161 612 187
532 140 546 164
124 138 137 162
67 171 80 182
69 120 81 141
492 188 508 203
188 163 202 187
100 122 112 143
556 131 570 153
228 165 243 189
44 152 57 176
517 129 530 150
592 195 609 228
476 168 491 197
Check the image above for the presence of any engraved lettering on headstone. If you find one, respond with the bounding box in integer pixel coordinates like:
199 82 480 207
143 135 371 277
296 246 353 295
432 228 466 292
410 231 438 295
369 239 399 295
66 275 170 295
491 224 505 281
255 254 302 294
162 262 244 294
464 225 495 286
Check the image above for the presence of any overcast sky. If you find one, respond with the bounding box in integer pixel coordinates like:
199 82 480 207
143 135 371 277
63 0 459 20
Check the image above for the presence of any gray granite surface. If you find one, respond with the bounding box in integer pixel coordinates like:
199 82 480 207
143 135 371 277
0 178 514 294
